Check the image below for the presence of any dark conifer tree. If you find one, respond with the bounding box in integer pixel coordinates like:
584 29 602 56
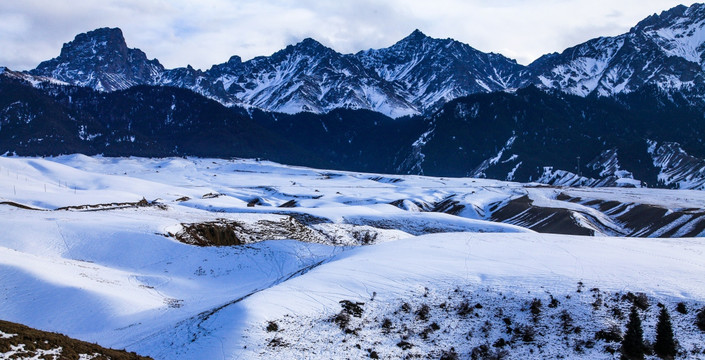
697 307 705 332
621 306 645 360
654 306 677 359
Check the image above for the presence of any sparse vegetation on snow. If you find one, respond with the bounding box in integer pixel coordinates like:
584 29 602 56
253 285 705 359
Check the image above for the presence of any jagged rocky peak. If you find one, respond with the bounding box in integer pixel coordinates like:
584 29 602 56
203 54 242 77
277 37 336 59
401 29 429 42
529 2 705 98
389 29 492 56
30 27 164 91
35 27 133 71
226 55 242 64
296 37 327 49
633 2 705 64
59 27 130 59
632 3 704 32
682 2 705 19
356 28 528 113
364 29 452 58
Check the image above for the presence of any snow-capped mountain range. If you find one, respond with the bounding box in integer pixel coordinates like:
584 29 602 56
5 2 705 191
23 3 705 117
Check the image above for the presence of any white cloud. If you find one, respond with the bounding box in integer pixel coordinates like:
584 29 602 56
0 0 690 70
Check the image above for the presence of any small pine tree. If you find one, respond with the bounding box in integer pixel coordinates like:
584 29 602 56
621 306 645 360
697 307 705 332
654 307 677 359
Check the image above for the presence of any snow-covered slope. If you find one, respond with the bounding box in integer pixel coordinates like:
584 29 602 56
648 139 705 190
0 155 704 359
240 233 705 359
0 67 69 88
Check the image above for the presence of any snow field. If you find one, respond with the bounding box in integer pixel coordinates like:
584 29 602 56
0 155 703 359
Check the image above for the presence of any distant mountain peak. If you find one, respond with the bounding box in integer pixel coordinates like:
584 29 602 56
74 27 125 41
299 37 322 45
290 37 329 52
269 37 335 60
30 26 163 92
632 3 703 32
405 29 428 40
78 27 124 39
393 29 469 51
531 2 705 98
56 27 129 60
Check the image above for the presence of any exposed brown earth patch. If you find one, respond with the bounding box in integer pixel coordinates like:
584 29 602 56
490 195 596 236
547 192 705 237
0 201 45 211
432 196 466 216
56 198 167 211
0 319 152 360
173 216 326 246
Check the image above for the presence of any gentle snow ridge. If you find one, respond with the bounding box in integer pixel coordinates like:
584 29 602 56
0 155 703 359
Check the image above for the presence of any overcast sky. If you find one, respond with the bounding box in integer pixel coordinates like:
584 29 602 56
0 0 693 71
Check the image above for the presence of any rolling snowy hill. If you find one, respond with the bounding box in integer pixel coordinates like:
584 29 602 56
0 155 704 359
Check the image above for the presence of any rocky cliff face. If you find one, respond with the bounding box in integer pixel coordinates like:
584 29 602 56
31 28 164 91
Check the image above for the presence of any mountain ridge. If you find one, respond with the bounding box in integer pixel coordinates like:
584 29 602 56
4 72 705 190
21 3 705 116
530 2 705 99
6 3 705 189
